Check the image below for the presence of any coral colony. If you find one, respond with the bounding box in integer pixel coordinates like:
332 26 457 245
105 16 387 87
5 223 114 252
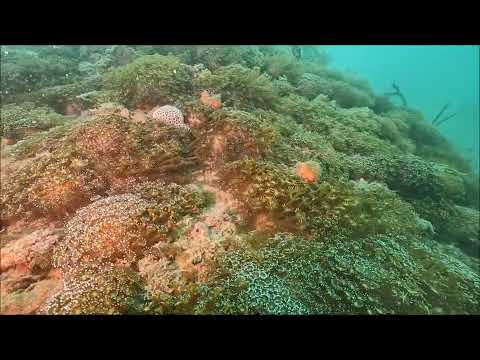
0 45 479 315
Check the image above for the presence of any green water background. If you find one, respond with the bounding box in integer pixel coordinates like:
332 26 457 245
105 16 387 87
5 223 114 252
321 45 479 173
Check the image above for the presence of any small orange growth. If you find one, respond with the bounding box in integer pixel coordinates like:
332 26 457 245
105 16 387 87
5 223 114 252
200 91 210 105
15 261 29 275
48 268 62 280
200 90 222 109
209 98 221 109
295 162 321 183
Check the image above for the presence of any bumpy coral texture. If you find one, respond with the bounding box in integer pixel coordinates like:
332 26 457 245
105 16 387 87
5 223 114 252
1 46 479 315
40 265 145 315
150 105 190 131
52 194 152 273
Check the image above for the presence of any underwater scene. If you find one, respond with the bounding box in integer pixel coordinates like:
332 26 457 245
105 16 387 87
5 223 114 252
0 45 479 315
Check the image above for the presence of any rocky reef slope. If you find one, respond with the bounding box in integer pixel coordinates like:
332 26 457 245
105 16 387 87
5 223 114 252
1 45 479 314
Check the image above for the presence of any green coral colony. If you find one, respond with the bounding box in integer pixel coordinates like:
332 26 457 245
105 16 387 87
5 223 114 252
1 45 479 315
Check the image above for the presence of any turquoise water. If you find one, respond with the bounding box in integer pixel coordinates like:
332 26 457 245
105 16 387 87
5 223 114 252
321 45 480 172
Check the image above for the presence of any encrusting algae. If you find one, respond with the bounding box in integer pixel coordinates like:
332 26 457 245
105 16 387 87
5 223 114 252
0 45 479 315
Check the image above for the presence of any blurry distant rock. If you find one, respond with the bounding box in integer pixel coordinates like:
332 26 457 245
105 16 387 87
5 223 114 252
414 215 435 235
79 45 108 60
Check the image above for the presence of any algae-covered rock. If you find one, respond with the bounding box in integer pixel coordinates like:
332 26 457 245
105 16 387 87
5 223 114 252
1 102 66 141
1 46 478 315
39 265 146 315
217 159 421 239
163 232 480 315
103 54 194 109
0 46 81 103
1 114 198 224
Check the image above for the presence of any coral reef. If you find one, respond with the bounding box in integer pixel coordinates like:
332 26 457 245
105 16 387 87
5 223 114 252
1 227 62 277
53 183 208 271
196 64 279 110
1 45 478 315
39 265 146 315
1 114 197 224
1 46 82 103
217 159 421 239
297 72 375 108
1 102 67 141
184 233 480 314
103 54 194 109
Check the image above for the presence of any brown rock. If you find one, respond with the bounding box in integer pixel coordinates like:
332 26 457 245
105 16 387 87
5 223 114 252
1 228 62 275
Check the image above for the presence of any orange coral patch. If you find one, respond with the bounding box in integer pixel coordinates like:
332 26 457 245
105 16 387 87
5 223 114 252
15 261 29 275
296 162 319 183
41 181 77 204
200 90 222 109
209 98 221 109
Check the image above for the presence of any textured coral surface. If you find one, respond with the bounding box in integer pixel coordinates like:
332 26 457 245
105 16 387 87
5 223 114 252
1 45 478 315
